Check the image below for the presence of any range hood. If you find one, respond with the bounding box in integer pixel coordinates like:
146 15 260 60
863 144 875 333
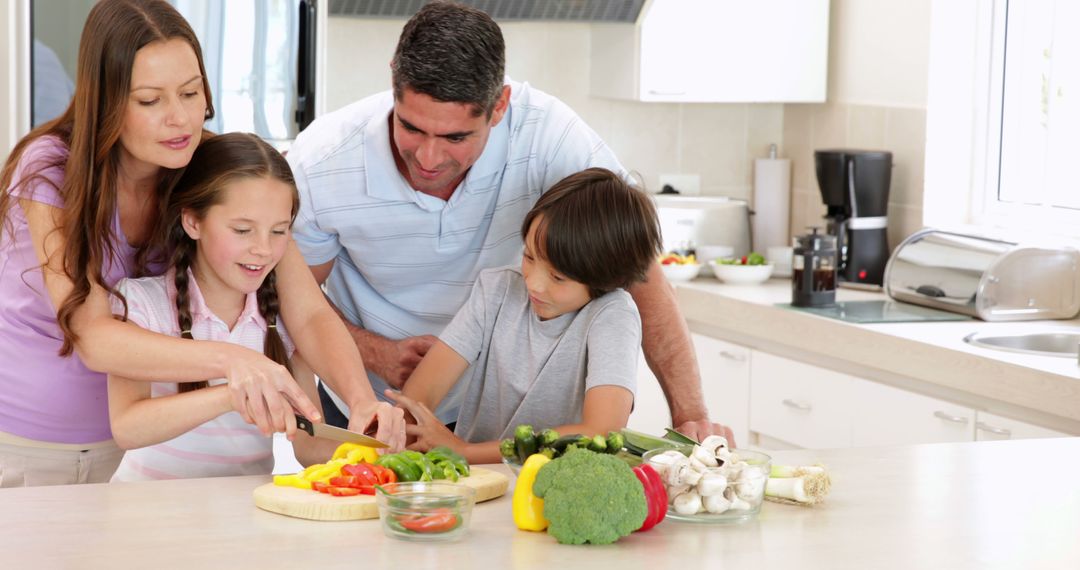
328 0 645 22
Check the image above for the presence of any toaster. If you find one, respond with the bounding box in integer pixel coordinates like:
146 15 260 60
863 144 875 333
884 229 1080 321
652 195 752 258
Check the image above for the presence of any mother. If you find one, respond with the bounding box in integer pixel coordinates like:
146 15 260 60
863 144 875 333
0 0 399 487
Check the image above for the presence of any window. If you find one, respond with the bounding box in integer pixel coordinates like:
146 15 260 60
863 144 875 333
925 0 1080 240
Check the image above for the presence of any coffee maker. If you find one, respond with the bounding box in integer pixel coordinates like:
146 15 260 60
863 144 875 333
814 149 892 286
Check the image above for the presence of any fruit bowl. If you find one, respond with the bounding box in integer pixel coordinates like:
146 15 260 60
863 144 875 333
708 261 774 284
661 263 701 282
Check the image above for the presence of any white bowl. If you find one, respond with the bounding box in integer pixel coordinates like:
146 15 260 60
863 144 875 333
708 261 774 284
661 263 701 282
697 245 736 265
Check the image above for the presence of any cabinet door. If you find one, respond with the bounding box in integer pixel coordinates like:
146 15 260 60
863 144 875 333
693 334 751 448
749 352 852 449
626 350 671 434
975 411 1071 441
850 381 975 446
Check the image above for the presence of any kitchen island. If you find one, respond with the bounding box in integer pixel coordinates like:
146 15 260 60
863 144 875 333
3 438 1078 569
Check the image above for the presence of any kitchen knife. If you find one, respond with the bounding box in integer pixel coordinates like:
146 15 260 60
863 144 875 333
294 414 389 449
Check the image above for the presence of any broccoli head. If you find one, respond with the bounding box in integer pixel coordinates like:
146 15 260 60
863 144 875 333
531 447 647 545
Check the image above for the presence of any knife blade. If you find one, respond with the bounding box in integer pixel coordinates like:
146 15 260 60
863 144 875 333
294 414 389 449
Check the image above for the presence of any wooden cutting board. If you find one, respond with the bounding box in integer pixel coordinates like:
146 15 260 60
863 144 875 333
253 467 509 521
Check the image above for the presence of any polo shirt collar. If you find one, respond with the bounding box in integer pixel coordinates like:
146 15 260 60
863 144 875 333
166 267 267 333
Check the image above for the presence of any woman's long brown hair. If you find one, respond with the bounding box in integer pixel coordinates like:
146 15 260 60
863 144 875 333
0 0 214 356
165 133 299 392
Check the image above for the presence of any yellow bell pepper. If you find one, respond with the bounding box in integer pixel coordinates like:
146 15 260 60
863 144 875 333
272 474 312 490
331 442 379 464
512 453 551 531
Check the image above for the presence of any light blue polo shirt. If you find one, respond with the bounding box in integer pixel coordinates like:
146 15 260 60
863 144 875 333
288 80 626 422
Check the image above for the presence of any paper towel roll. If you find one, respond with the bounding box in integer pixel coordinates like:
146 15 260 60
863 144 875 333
752 156 792 253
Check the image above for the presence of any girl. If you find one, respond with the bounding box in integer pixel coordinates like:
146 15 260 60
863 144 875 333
389 168 664 464
0 0 400 487
109 133 343 479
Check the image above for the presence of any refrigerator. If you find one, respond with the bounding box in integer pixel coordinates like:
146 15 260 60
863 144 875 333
26 0 325 149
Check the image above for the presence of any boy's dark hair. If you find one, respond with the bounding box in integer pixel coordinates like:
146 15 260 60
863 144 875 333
391 1 505 118
522 168 663 300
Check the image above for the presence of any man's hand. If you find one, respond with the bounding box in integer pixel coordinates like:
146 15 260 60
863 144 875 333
224 345 321 438
369 335 438 389
384 389 465 454
346 399 406 453
674 419 737 448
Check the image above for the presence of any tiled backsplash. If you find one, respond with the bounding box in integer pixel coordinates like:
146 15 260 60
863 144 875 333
326 17 926 249
326 19 783 202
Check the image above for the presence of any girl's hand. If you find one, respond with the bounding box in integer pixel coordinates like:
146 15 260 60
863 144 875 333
384 389 464 454
224 345 321 437
347 399 406 453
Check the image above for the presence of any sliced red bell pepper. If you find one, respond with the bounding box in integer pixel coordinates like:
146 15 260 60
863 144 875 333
327 486 363 497
633 464 667 531
312 481 331 494
396 508 459 533
341 462 379 486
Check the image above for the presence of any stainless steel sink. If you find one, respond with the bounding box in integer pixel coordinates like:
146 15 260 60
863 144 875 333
963 332 1080 359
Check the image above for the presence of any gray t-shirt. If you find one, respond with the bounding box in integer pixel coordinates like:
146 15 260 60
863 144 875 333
440 266 641 442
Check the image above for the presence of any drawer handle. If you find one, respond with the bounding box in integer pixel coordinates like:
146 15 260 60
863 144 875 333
718 351 746 362
933 410 969 424
975 422 1012 437
782 398 812 412
648 89 687 96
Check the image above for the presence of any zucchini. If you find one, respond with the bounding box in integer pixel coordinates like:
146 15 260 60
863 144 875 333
513 424 537 462
549 434 585 455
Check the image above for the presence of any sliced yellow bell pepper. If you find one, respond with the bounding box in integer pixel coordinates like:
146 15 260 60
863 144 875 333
512 453 551 531
273 474 313 489
331 442 379 464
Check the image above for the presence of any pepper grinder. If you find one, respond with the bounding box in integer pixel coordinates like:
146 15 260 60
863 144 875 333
792 228 837 307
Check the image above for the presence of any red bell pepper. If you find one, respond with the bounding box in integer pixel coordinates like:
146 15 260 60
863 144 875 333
327 486 363 497
341 462 379 486
396 508 459 533
633 464 668 531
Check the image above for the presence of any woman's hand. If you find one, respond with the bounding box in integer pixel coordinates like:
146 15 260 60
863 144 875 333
384 389 464 454
224 345 321 437
346 399 406 453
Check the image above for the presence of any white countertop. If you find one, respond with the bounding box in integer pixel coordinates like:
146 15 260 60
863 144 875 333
673 277 1080 429
4 440 1079 569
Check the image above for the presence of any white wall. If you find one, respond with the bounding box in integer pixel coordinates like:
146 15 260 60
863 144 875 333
324 17 783 201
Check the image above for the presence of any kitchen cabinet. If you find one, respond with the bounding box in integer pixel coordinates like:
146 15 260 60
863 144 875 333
749 352 853 449
590 0 829 103
850 380 975 447
626 333 751 443
975 411 1070 441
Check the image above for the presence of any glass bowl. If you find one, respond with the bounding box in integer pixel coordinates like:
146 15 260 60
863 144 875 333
375 482 476 542
501 456 523 476
643 447 771 524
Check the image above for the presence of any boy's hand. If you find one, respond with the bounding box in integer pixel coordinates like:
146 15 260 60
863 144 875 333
384 389 464 454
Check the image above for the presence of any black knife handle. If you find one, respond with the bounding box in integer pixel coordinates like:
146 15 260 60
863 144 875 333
294 414 316 436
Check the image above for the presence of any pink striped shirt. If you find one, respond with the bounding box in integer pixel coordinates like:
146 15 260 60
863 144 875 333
109 268 294 481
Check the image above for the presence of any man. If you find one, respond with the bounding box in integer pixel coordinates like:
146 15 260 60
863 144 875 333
287 1 732 442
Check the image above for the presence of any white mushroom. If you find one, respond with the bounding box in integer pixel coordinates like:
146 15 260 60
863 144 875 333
700 435 729 455
724 486 752 511
702 493 732 514
695 471 728 497
734 467 766 502
673 490 703 515
692 445 720 467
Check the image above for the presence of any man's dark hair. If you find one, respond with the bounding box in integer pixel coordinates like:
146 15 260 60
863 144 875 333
391 1 506 117
522 168 663 300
